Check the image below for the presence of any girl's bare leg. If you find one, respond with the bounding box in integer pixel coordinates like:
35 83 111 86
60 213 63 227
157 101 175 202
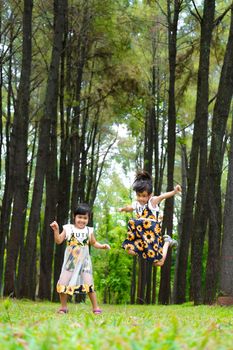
88 291 99 310
59 293 68 309
153 242 170 267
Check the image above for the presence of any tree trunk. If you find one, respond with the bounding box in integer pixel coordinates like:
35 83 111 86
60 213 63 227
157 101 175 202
38 0 67 301
158 0 180 305
144 106 154 174
136 31 158 303
0 84 3 292
205 6 233 304
4 0 33 297
173 139 188 301
78 115 89 203
52 15 72 301
220 114 233 297
70 3 90 213
174 0 215 304
0 25 14 294
136 257 147 304
0 5 2 181
154 66 162 195
158 107 166 195
152 267 157 304
38 115 58 299
191 1 218 305
130 257 137 304
17 0 66 299
145 262 153 304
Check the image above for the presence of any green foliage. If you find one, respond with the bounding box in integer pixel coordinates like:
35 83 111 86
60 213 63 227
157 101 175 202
93 227 132 304
0 300 233 349
93 174 133 303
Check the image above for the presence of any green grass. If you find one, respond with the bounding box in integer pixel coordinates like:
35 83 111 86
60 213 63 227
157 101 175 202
0 299 233 349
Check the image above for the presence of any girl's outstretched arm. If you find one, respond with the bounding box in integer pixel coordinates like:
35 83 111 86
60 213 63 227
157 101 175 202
89 232 110 249
118 205 134 212
150 185 182 206
50 221 66 244
93 242 110 250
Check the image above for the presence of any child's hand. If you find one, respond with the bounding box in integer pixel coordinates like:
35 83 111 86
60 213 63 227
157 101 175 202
102 244 110 250
50 221 59 231
158 214 163 221
174 185 182 194
118 208 123 212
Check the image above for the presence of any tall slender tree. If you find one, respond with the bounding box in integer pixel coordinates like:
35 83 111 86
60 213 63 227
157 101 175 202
0 12 14 293
204 4 233 304
70 0 91 214
174 0 215 304
0 0 2 179
52 14 72 301
219 110 233 300
17 0 66 299
158 0 182 305
4 0 33 296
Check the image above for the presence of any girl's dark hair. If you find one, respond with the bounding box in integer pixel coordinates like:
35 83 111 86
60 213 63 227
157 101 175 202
132 170 153 194
73 203 91 217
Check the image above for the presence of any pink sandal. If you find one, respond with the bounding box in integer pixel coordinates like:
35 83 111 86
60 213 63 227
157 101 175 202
57 308 68 314
93 309 102 315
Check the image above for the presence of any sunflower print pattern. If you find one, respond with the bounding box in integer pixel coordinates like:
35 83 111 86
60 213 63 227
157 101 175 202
56 225 94 295
122 206 163 262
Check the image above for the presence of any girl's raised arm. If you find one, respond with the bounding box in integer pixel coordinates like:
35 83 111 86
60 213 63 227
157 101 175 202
150 185 182 206
50 221 66 244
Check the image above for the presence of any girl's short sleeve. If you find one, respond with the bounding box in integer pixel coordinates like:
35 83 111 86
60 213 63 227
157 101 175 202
148 198 160 217
63 224 72 240
131 202 137 210
87 227 95 244
87 226 94 240
88 226 94 235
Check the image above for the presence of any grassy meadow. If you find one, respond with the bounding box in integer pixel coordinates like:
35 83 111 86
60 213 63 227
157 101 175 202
0 298 233 349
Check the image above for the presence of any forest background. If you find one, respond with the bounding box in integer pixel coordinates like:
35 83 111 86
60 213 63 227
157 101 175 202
0 0 233 307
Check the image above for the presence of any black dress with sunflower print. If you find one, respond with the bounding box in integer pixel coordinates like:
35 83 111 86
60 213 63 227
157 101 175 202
122 203 163 263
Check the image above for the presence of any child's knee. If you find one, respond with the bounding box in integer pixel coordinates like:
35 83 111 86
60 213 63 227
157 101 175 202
153 259 165 267
127 249 137 256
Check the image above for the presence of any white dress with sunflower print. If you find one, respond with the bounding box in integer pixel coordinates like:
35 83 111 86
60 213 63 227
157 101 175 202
57 224 94 295
122 200 163 263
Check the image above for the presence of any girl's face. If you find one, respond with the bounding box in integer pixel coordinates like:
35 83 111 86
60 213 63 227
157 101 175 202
74 213 89 229
136 191 151 206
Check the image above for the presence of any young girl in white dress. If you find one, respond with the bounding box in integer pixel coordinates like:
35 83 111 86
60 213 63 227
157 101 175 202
50 203 110 314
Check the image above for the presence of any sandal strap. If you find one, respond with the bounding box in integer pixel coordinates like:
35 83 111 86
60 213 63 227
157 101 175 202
93 309 102 314
58 308 68 314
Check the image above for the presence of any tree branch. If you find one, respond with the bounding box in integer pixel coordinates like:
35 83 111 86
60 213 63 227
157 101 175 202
214 3 233 27
188 0 202 23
